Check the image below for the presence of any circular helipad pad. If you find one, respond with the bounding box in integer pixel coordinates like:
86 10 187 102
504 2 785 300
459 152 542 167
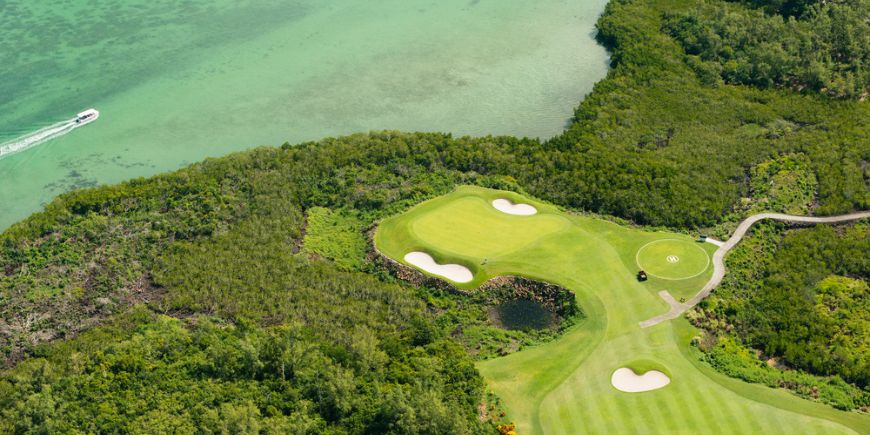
635 239 710 280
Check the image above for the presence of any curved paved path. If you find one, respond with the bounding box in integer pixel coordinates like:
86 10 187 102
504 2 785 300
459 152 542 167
639 211 870 328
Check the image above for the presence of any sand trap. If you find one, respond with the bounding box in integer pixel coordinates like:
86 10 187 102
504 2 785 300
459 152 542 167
492 199 537 216
611 368 670 392
404 252 473 283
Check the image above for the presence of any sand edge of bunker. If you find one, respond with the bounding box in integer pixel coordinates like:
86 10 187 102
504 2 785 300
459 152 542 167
403 251 474 283
492 198 538 216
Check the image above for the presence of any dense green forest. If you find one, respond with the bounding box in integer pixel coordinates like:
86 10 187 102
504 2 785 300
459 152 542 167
691 222 870 410
1 310 485 433
665 0 870 97
1 0 868 430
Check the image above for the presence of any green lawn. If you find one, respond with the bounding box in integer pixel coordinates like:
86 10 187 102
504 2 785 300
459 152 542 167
375 186 869 434
410 196 568 259
636 239 710 280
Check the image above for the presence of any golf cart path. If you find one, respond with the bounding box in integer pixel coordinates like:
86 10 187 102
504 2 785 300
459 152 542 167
639 211 870 328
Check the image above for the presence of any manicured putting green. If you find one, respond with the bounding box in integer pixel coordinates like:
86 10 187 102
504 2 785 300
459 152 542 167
410 196 567 259
635 239 710 280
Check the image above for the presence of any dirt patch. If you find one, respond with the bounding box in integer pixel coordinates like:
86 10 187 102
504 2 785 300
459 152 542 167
1 273 165 368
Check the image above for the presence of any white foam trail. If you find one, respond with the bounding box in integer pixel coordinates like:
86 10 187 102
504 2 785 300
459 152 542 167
0 119 78 159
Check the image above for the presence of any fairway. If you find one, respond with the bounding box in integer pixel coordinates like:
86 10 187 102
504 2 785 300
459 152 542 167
375 186 868 434
636 239 709 280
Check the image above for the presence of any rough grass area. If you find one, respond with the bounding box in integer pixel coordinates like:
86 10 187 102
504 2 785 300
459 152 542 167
301 207 367 270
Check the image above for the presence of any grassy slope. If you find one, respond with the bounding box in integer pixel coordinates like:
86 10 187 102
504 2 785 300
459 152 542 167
376 186 868 434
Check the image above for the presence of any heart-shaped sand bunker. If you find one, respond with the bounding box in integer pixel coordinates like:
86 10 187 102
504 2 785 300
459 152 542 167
492 199 537 216
611 367 670 392
404 252 473 283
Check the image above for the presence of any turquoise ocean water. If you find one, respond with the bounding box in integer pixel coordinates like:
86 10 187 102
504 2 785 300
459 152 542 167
0 0 608 230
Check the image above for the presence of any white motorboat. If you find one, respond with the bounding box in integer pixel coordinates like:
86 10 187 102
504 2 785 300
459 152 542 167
75 109 99 125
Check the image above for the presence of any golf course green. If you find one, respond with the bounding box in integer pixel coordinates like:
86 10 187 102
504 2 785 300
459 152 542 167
375 186 868 434
636 239 710 280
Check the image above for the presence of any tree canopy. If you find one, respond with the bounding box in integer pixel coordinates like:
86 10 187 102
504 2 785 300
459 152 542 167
1 0 868 430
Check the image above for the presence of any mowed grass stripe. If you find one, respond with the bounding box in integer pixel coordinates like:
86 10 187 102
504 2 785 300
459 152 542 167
711 399 742 433
582 383 612 435
540 368 582 434
684 377 718 431
554 386 580 435
656 387 686 432
667 382 697 432
596 348 629 434
541 363 605 434
598 384 626 435
635 379 672 431
721 388 772 433
624 392 657 432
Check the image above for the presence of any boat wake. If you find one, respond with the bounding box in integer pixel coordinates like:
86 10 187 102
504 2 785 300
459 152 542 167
0 109 99 160
0 119 77 159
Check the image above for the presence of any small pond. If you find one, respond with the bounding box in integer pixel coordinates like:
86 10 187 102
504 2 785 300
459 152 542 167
491 299 554 331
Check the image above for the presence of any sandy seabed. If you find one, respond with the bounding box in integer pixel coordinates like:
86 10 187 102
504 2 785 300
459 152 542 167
404 251 474 283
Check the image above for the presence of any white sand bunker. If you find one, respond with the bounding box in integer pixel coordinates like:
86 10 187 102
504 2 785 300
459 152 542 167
492 199 537 216
611 368 671 393
404 252 474 283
